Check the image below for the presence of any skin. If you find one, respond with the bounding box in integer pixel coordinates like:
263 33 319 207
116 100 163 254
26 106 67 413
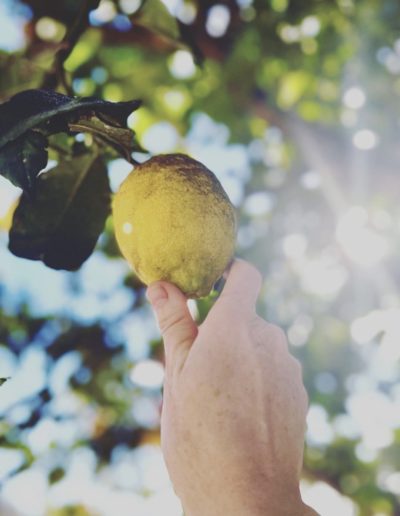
147 259 319 516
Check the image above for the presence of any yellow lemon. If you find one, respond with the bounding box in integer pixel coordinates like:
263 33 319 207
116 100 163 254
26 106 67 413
112 154 236 298
0 200 18 232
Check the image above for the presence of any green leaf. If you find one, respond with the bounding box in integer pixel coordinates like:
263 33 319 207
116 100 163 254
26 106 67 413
0 378 10 386
277 70 314 109
0 89 141 191
48 467 66 485
134 0 180 41
9 151 111 270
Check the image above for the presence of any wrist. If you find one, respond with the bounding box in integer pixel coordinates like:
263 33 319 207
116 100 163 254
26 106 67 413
186 504 315 516
183 490 314 516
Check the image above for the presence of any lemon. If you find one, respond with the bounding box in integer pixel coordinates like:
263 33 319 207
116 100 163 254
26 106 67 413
0 200 18 232
112 154 236 298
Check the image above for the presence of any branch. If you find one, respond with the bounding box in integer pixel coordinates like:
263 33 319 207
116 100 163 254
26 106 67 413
41 0 101 92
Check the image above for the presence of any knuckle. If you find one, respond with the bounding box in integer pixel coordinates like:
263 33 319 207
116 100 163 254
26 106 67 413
289 356 304 380
248 315 264 331
159 311 187 336
219 288 250 308
289 358 309 405
248 319 290 352
291 356 303 375
302 386 309 407
268 324 288 348
297 383 309 412
249 316 268 343
248 264 263 287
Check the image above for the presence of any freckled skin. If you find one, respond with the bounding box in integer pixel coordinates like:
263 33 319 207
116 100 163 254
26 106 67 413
112 154 236 298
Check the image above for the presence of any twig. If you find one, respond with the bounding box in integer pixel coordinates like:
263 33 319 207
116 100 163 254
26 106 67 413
41 0 101 93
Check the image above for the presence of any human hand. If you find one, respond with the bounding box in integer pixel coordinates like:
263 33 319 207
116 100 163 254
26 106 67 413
147 259 317 516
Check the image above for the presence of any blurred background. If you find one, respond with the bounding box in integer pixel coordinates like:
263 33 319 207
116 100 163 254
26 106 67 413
0 0 400 514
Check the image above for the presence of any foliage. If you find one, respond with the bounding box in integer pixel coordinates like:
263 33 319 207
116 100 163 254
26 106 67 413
0 0 399 515
0 89 141 269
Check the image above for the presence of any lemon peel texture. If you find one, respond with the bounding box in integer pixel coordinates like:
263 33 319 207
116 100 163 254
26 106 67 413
112 153 236 298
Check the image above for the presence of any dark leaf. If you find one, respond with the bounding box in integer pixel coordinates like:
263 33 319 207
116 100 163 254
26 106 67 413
0 89 141 190
48 467 66 485
47 325 106 360
0 89 141 147
0 377 10 387
89 426 143 462
178 21 205 66
17 407 42 430
9 152 111 270
132 0 204 64
0 130 48 191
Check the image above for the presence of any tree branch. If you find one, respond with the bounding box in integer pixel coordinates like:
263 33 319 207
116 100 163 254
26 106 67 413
41 0 101 92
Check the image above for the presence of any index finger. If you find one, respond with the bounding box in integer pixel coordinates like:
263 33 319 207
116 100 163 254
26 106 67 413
213 259 263 314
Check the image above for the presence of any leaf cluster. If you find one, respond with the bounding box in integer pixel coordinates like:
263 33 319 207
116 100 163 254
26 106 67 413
0 89 142 269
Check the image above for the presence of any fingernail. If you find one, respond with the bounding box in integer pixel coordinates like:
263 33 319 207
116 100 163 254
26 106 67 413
146 284 168 309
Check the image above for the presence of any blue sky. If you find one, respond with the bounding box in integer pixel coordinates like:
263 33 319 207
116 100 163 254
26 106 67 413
0 0 31 52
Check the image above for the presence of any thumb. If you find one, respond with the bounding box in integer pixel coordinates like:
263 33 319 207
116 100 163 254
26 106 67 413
146 281 198 367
